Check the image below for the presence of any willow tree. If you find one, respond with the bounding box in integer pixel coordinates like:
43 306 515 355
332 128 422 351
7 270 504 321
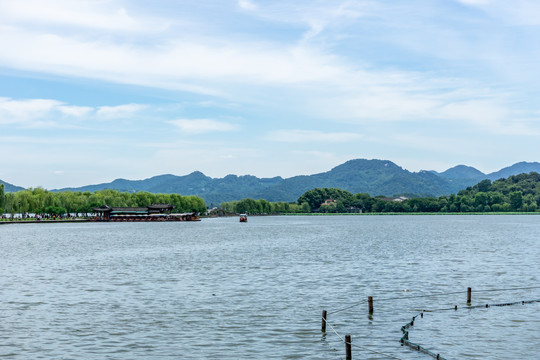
0 184 4 213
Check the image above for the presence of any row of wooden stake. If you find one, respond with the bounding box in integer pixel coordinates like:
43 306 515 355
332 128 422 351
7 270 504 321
321 288 473 360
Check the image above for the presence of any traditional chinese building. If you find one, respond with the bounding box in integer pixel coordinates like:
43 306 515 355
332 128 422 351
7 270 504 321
92 204 199 221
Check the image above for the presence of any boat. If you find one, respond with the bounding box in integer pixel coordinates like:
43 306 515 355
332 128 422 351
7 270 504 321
239 214 248 222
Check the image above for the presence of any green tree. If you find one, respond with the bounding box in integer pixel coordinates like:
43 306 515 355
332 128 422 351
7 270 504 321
488 192 503 207
257 199 272 214
297 188 353 210
4 192 15 218
475 179 492 193
43 205 67 216
509 191 523 211
300 201 310 213
320 202 337 213
352 193 373 212
0 183 4 213
474 192 487 206
522 194 537 212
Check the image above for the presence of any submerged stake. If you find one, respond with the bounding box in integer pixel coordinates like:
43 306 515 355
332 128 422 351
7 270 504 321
345 334 352 360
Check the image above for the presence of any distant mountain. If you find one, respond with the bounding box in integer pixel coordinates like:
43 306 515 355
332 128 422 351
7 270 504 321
52 159 487 204
0 179 25 193
437 165 486 180
56 172 283 205
431 165 487 195
486 161 540 180
59 173 211 194
5 159 540 204
255 159 456 201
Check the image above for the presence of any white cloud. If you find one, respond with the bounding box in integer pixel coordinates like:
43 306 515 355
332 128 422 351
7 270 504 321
0 97 151 127
58 105 94 117
235 1 369 42
457 0 491 5
268 129 362 143
169 118 240 134
0 0 162 33
96 104 148 119
0 135 112 147
1 0 540 189
0 97 62 126
0 24 349 97
456 0 540 25
238 0 257 11
1 0 535 133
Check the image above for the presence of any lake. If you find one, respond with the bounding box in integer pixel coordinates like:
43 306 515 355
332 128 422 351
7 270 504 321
1 215 539 359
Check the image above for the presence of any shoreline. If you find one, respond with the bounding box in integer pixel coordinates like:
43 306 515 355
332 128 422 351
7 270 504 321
0 219 91 225
1 212 539 225
281 212 540 216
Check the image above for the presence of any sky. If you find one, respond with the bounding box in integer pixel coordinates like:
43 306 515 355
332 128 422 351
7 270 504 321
1 0 540 189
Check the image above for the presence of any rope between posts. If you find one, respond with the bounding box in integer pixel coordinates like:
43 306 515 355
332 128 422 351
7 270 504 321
413 298 540 313
325 319 345 342
322 289 540 359
400 298 540 360
325 319 403 359
399 312 452 360
328 300 366 315
470 286 540 293
328 286 540 315
349 342 403 360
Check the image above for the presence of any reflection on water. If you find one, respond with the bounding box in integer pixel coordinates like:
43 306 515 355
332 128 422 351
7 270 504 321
0 215 539 359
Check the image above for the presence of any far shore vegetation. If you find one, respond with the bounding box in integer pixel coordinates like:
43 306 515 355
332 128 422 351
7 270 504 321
219 172 540 215
1 172 539 220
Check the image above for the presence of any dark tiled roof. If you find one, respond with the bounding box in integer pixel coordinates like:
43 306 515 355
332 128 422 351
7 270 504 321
111 207 148 212
148 204 174 209
93 204 175 213
93 205 111 211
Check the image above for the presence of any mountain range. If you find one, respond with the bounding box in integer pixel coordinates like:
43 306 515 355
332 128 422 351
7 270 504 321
3 159 540 205
1 179 25 193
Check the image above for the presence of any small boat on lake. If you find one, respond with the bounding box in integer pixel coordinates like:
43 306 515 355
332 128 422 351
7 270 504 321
239 214 248 222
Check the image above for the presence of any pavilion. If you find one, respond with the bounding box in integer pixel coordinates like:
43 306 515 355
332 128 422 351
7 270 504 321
92 203 175 221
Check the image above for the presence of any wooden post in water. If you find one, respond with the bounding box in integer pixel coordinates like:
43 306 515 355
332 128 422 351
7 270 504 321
345 334 352 360
368 296 374 315
321 310 327 333
467 287 472 305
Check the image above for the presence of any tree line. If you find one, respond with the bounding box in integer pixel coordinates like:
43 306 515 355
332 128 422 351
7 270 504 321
0 186 206 218
2 172 539 217
220 172 540 214
219 198 310 215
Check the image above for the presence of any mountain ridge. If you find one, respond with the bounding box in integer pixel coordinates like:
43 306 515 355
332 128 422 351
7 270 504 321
2 159 540 205
0 179 25 193
436 165 486 180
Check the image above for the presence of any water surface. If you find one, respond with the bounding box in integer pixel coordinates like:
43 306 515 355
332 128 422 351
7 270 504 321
1 215 539 359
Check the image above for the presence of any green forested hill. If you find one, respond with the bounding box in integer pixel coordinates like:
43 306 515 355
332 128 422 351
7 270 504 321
486 161 540 180
0 180 24 193
56 171 284 205
438 165 485 179
256 160 540 203
3 159 540 205
453 172 540 212
225 172 540 214
255 159 457 201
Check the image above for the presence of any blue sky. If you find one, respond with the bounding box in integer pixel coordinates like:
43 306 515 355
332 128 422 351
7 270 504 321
1 0 540 189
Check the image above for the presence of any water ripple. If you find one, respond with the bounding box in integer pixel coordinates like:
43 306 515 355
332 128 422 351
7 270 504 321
0 216 539 359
